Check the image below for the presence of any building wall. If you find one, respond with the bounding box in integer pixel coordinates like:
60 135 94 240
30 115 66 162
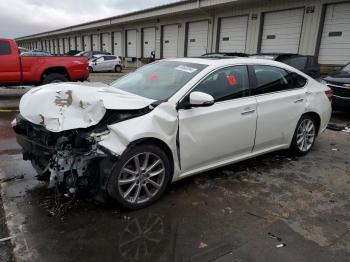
16 0 350 71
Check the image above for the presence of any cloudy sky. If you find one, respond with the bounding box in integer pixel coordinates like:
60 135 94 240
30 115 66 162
1 0 181 38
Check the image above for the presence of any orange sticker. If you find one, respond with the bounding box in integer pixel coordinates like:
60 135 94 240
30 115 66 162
150 74 158 81
227 75 237 86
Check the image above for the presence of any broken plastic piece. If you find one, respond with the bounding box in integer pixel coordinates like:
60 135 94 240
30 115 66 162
276 243 286 248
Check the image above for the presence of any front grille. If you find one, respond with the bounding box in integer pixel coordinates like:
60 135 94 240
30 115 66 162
327 83 350 98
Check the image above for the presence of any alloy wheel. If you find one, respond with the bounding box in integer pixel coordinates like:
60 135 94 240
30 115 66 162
117 152 165 204
296 119 315 152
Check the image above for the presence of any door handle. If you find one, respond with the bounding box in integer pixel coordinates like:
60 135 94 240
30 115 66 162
294 98 304 103
241 109 255 115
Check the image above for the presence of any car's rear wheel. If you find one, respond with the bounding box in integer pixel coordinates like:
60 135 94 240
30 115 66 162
290 115 317 156
42 73 68 84
115 65 122 73
107 144 171 209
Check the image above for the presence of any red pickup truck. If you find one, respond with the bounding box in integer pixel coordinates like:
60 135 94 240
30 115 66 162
0 38 89 86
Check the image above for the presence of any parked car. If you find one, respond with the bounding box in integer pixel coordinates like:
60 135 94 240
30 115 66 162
250 54 320 78
21 51 52 56
18 47 29 54
89 55 123 73
0 38 89 85
75 50 111 60
13 58 332 209
64 50 81 56
322 63 350 110
202 52 249 58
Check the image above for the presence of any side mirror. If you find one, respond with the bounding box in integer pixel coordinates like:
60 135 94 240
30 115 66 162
94 62 97 66
189 91 214 107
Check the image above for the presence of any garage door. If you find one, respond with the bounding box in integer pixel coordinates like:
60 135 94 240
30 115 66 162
76 36 82 51
54 40 59 54
102 33 111 53
59 39 64 54
261 8 304 53
186 20 209 57
70 37 76 50
83 35 91 51
64 38 69 52
318 3 350 64
92 34 100 51
162 24 179 58
127 30 137 57
218 16 248 53
142 28 156 58
113 32 122 56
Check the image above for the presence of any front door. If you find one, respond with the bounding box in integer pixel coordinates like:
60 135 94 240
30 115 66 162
178 65 257 173
0 40 21 84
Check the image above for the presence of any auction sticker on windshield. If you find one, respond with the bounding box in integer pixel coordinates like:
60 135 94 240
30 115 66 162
175 65 198 74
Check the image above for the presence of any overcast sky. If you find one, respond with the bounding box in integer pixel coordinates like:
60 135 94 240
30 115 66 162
1 0 181 38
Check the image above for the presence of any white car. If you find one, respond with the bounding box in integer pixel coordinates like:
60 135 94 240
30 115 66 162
89 55 122 73
13 58 332 209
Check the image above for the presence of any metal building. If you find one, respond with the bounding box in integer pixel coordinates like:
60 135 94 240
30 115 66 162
15 0 350 72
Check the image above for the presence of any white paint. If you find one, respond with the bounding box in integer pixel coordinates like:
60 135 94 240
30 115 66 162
142 27 156 58
162 24 179 58
127 30 137 57
113 32 122 56
261 8 304 53
187 20 209 56
218 16 248 53
318 2 350 65
101 33 111 53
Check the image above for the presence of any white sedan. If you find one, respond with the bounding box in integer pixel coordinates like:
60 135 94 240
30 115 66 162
89 55 123 73
13 58 332 209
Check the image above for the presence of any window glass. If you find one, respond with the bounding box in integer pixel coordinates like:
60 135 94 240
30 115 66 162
104 56 116 61
96 57 105 62
253 65 297 95
291 72 307 88
192 66 250 102
279 56 307 70
0 41 11 55
111 61 207 100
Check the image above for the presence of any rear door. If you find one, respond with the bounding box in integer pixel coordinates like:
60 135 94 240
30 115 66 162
94 56 106 71
251 65 307 151
178 65 257 172
0 40 21 84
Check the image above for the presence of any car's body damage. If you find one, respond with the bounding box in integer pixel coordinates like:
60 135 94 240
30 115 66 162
13 82 180 196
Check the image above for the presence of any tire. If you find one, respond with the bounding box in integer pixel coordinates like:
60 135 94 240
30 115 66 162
107 144 171 209
115 65 122 73
42 73 68 84
88 66 93 73
289 115 317 156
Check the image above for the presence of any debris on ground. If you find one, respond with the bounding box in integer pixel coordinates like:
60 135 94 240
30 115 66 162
276 243 287 248
221 207 233 214
198 242 208 249
331 148 339 152
268 232 282 242
0 236 15 242
327 123 350 133
0 174 24 183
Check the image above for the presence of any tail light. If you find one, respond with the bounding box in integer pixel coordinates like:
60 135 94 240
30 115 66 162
325 88 333 102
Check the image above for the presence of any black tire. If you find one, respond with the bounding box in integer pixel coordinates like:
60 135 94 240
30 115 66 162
115 65 122 73
42 73 68 84
289 115 317 156
88 66 93 73
107 144 171 209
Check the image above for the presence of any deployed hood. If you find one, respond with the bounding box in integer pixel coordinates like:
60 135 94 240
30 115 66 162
19 82 156 132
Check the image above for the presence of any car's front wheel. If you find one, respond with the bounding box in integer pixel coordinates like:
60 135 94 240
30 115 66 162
290 115 317 156
107 144 171 209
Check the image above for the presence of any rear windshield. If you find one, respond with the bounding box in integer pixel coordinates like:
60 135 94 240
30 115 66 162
111 61 207 100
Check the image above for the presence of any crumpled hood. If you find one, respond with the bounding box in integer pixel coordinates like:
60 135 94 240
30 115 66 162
19 82 156 132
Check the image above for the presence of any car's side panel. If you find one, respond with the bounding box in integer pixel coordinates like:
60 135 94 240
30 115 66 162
178 96 257 172
253 88 306 151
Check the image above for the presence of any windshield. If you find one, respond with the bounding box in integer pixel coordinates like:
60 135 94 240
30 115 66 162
111 61 207 100
341 63 350 73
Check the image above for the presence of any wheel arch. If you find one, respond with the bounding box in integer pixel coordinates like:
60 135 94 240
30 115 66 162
41 67 70 83
302 111 321 135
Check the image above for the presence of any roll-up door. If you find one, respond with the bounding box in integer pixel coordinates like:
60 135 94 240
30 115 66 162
218 16 248 53
83 35 91 51
260 8 304 53
102 33 111 53
162 24 179 58
70 37 76 50
318 2 350 64
113 32 122 56
92 34 100 51
126 30 137 57
76 36 82 51
142 27 156 58
186 20 209 57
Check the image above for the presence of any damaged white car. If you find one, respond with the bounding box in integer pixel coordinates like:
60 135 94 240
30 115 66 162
13 58 332 209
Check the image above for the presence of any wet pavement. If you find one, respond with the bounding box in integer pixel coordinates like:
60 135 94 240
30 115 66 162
0 107 350 261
